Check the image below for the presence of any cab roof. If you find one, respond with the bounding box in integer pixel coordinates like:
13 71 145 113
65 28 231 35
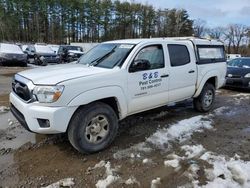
104 37 224 46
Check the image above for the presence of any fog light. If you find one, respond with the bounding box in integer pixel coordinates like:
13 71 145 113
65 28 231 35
37 118 50 128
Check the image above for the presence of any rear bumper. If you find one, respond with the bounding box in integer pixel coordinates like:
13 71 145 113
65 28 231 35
225 77 250 89
10 92 77 134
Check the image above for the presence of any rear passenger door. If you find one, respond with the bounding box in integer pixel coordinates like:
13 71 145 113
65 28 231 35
167 43 197 102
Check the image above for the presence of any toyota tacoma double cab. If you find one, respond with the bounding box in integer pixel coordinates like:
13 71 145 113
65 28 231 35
10 37 227 153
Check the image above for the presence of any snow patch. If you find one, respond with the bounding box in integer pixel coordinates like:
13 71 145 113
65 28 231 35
214 106 230 115
94 161 120 188
43 178 74 188
151 177 161 188
197 152 250 187
93 160 106 169
164 159 180 168
147 115 212 149
113 142 152 159
0 106 9 113
142 158 152 164
96 175 120 188
125 176 140 185
181 145 205 159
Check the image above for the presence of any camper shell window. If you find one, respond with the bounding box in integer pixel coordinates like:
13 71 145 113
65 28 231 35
197 45 226 64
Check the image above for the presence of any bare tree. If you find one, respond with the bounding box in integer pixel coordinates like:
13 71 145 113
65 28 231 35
224 24 248 54
193 19 206 37
208 27 224 39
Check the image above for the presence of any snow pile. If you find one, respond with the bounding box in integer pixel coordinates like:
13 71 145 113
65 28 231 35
187 152 250 188
151 177 161 188
95 161 120 188
147 115 212 149
181 145 205 159
114 115 212 159
0 106 10 113
43 178 74 188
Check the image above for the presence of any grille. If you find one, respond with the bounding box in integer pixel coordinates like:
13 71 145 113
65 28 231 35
12 79 31 101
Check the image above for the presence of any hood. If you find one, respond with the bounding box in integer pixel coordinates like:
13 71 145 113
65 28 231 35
68 50 84 55
227 66 250 76
18 64 110 85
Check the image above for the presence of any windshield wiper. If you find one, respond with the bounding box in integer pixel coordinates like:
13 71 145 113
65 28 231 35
88 46 117 66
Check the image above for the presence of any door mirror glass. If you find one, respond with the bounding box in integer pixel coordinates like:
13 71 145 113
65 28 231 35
129 59 151 72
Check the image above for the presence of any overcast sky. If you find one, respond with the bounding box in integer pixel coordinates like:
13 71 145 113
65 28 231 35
131 0 250 27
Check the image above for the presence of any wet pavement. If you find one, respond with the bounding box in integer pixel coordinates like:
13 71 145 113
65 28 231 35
0 66 250 187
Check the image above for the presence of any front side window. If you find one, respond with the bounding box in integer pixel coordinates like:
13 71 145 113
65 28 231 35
168 44 190 67
133 45 164 70
197 45 225 64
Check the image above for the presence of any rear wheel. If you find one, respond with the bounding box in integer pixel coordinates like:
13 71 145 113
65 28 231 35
67 102 118 154
193 83 215 112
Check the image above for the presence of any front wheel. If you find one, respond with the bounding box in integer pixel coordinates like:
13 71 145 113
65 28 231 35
67 102 118 154
193 83 215 112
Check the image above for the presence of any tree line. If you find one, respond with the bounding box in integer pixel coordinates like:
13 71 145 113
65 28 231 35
0 0 193 44
193 19 250 55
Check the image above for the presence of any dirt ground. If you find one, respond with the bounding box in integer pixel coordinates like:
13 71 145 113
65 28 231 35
0 66 250 188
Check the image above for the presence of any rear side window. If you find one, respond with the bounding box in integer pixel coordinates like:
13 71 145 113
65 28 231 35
168 44 190 67
197 45 225 64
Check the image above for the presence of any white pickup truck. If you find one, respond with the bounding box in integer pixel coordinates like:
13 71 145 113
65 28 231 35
10 37 226 153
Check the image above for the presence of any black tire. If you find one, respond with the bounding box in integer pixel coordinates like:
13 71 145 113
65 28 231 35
193 83 215 112
67 102 118 154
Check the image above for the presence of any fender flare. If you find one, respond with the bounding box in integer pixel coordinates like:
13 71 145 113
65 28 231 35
67 86 127 119
193 71 218 98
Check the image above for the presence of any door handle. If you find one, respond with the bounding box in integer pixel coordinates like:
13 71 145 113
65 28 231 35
161 74 169 78
188 70 195 73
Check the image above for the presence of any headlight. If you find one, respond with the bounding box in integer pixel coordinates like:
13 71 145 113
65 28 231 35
69 52 74 56
33 85 64 103
245 73 250 78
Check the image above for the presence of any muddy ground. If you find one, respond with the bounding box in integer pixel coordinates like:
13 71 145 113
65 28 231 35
0 66 250 188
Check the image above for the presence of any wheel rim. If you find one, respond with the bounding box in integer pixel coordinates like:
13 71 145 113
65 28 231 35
85 115 109 144
203 90 214 108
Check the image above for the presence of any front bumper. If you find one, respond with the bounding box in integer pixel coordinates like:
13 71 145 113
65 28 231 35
10 92 77 134
225 77 250 89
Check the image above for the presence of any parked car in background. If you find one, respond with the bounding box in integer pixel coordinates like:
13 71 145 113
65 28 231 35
0 43 27 66
48 44 60 54
225 57 250 89
25 44 59 66
227 54 241 61
58 45 84 63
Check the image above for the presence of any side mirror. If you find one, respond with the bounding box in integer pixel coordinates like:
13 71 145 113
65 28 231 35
129 59 151 72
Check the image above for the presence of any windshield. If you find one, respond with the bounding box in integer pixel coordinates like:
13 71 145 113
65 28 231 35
78 43 135 68
66 46 83 52
0 43 24 54
35 45 54 54
228 58 250 68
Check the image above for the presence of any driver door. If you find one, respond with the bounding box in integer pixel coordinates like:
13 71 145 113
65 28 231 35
127 44 169 114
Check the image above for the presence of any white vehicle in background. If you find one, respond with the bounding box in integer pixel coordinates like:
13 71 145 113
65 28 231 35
48 44 60 54
0 43 28 66
10 37 227 153
227 54 241 60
